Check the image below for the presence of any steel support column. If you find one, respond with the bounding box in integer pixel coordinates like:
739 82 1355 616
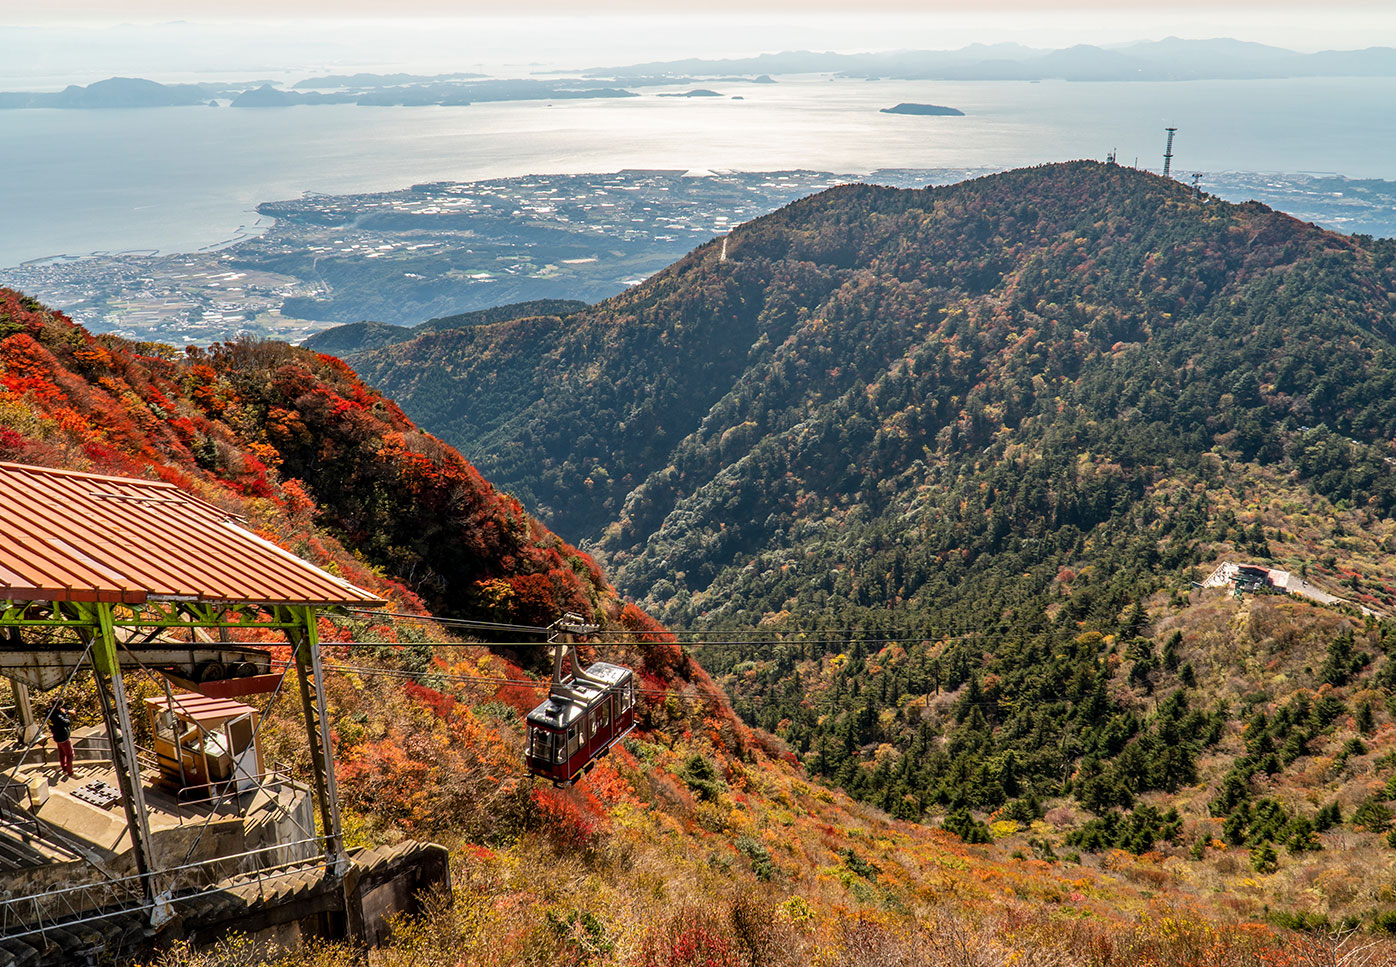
89 603 164 922
287 606 363 944
5 628 36 743
288 607 344 864
12 681 34 741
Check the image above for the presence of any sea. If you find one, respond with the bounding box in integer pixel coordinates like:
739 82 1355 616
3 74 1395 269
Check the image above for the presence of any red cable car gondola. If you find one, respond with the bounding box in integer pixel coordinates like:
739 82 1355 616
526 614 636 785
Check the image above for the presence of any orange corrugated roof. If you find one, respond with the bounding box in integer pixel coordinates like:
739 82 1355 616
145 692 258 724
0 463 384 607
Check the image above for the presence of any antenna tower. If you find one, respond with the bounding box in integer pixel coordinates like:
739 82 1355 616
1163 127 1177 178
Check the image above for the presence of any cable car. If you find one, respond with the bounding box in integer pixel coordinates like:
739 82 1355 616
525 615 636 784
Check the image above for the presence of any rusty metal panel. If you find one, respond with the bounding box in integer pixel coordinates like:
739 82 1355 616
0 644 275 690
0 463 383 607
164 672 284 699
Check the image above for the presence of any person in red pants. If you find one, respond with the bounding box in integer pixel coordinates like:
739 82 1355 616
46 701 75 779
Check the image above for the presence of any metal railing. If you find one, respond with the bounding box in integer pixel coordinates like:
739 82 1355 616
0 836 334 941
162 767 310 827
43 743 307 828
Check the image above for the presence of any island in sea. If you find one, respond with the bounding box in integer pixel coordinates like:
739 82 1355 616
880 102 965 116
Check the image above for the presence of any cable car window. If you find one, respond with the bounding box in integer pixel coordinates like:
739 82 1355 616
589 712 598 738
599 701 610 731
567 726 579 755
623 680 633 711
532 728 552 761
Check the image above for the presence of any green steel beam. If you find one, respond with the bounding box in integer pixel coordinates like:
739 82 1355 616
89 602 163 921
0 598 328 632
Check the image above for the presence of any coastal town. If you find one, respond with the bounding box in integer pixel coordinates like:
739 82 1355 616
0 169 960 344
3 167 1391 345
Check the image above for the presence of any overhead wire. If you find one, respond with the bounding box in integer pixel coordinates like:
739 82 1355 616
337 606 1019 643
0 632 1009 670
267 658 729 706
315 637 1013 650
279 657 1026 712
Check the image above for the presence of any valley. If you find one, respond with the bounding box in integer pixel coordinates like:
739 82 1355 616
337 163 1396 932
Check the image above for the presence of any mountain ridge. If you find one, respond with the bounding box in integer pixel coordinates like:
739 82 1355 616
341 163 1396 900
583 38 1396 82
352 161 1396 586
301 298 588 356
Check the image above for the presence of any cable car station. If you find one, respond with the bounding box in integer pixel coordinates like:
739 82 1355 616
0 463 449 965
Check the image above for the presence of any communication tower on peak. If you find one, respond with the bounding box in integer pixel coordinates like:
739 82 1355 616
1163 127 1178 178
1106 148 1117 165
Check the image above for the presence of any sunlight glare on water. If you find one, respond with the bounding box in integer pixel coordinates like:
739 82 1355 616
1 73 1393 267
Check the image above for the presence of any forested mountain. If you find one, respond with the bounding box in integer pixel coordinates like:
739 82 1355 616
347 162 1396 914
301 298 587 356
352 161 1396 625
7 278 1396 957
17 288 1388 965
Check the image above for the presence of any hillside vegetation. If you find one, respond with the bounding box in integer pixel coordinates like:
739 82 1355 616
10 287 1385 967
342 162 1396 937
0 286 611 625
7 288 1396 964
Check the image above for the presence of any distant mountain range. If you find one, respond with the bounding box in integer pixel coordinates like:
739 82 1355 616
585 37 1396 82
230 79 639 108
5 39 1394 112
0 76 648 110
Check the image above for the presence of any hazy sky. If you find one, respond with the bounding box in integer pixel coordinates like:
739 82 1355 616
3 5 1394 87
8 0 1392 16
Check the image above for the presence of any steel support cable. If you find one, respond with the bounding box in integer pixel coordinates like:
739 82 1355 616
342 609 549 634
337 608 1015 642
1 630 1015 668
272 658 1031 712
269 659 731 707
311 635 1011 649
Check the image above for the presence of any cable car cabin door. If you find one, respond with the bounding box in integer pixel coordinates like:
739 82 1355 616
528 725 558 782
592 693 613 753
226 712 259 793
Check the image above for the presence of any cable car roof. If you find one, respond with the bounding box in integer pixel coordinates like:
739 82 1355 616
0 462 383 607
526 662 631 728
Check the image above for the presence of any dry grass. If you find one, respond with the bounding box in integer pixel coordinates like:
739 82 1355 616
142 458 1396 967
